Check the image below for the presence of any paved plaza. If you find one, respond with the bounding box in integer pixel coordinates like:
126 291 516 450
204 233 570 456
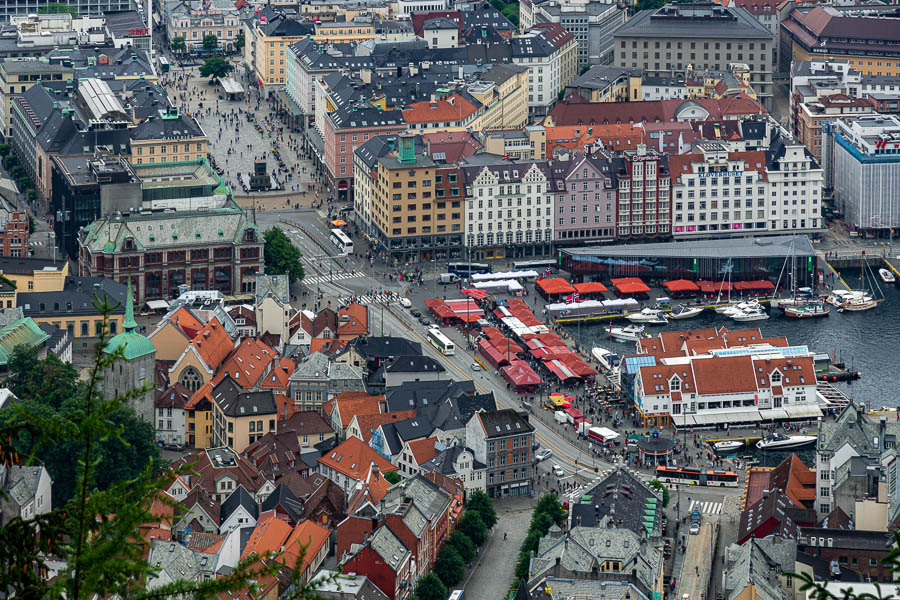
159 61 325 212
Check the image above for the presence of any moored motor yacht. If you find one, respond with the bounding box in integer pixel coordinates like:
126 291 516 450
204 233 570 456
591 346 620 372
610 324 646 342
625 308 669 324
670 305 704 320
756 433 817 450
880 268 896 284
713 440 744 453
784 300 830 318
731 306 769 322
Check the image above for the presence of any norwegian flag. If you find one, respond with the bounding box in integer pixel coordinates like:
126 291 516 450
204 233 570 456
565 292 579 304
538 266 552 281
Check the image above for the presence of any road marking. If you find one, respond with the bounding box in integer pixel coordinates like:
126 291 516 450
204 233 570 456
689 500 723 515
304 271 365 285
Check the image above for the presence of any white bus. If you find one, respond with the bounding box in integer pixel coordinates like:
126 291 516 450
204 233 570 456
330 228 353 255
427 327 455 355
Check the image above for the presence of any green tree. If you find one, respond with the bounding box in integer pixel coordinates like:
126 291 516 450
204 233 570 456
384 470 401 484
649 479 670 507
203 34 219 51
235 32 245 51
3 345 162 505
457 510 487 546
27 214 34 234
414 572 448 600
199 55 234 81
434 545 466 588
466 490 497 528
535 493 565 526
38 1 77 15
0 143 11 156
264 226 305 283
171 36 187 54
0 300 340 598
447 530 476 563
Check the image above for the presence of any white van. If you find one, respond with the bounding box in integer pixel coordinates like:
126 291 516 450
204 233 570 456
399 298 412 308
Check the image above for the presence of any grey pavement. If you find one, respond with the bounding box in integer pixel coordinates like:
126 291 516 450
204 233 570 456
464 497 536 599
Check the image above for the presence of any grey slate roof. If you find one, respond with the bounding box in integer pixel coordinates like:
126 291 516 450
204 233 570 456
130 110 205 141
351 336 422 360
818 402 900 457
723 538 794 600
255 273 289 304
366 525 410 571
219 484 259 524
148 538 201 583
310 570 390 600
570 467 663 536
260 482 303 523
419 445 486 476
20 277 127 318
383 379 477 412
476 408 534 439
384 355 445 374
381 473 450 522
212 377 277 418
613 3 773 39
1 465 44 508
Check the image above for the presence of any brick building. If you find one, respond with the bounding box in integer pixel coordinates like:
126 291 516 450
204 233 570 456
77 200 264 303
465 408 535 498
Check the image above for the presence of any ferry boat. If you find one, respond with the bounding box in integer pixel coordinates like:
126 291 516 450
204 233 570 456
756 433 817 450
879 268 896 284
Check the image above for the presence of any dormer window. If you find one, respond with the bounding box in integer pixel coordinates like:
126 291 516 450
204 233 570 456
669 376 681 391
771 370 782 384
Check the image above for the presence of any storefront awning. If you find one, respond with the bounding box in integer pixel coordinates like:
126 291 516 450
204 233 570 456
785 405 823 419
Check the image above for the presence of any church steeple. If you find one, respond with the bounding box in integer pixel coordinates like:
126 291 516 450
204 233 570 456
123 280 137 333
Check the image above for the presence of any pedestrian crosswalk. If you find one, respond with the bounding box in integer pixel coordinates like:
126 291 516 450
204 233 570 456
304 271 365 285
689 500 723 515
29 240 43 246
338 292 403 307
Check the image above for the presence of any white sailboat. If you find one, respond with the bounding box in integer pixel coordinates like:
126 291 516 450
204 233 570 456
840 255 879 312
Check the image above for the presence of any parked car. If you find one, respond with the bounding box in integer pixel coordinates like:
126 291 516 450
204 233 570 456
536 448 553 462
470 363 482 372
410 309 421 317
418 316 431 326
552 465 565 477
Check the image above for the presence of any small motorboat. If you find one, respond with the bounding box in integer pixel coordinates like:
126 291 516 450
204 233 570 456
756 433 817 450
670 305 704 320
591 346 621 372
610 324 645 342
713 440 744 453
626 308 668 325
731 307 769 322
879 268 896 284
785 300 830 318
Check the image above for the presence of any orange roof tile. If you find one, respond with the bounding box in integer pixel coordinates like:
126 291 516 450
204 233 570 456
283 520 330 576
186 380 214 410
168 306 204 337
407 437 439 465
691 355 758 395
333 393 385 428
240 515 292 561
261 357 296 391
402 94 478 124
352 410 416 442
318 437 394 481
214 338 276 390
338 303 368 338
193 319 234 372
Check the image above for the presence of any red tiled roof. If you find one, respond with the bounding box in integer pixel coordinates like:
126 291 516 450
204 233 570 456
351 410 417 442
193 319 234 372
260 357 295 391
691 355 758 395
240 515 292 561
338 303 368 338
214 337 276 390
402 94 478 124
546 97 765 127
318 437 394 481
282 520 330 576
407 437 439 465
333 393 385 429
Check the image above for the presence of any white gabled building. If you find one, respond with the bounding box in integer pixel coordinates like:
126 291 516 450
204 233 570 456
461 160 555 261
631 328 820 428
669 140 821 240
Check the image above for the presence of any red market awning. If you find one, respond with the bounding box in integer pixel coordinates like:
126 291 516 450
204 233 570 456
461 288 489 300
478 339 509 368
558 353 597 379
573 281 608 294
424 298 455 319
544 358 580 381
522 332 566 346
501 360 542 388
697 280 733 293
734 280 776 291
536 278 575 296
663 279 700 293
610 277 650 295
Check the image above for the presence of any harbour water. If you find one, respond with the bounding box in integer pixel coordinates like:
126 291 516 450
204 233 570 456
568 269 899 410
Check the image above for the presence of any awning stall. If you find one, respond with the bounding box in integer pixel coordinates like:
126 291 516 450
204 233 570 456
663 279 700 296
557 353 597 381
461 288 489 300
759 408 789 421
473 279 524 294
522 332 566 346
481 327 524 355
697 280 733 294
501 360 542 392
784 405 823 419
536 277 576 299
734 280 776 292
524 340 571 360
472 270 539 282
573 281 609 296
610 277 651 297
221 77 245 98
544 358 580 381
478 338 510 368
445 298 484 323
424 298 456 324
691 411 762 425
